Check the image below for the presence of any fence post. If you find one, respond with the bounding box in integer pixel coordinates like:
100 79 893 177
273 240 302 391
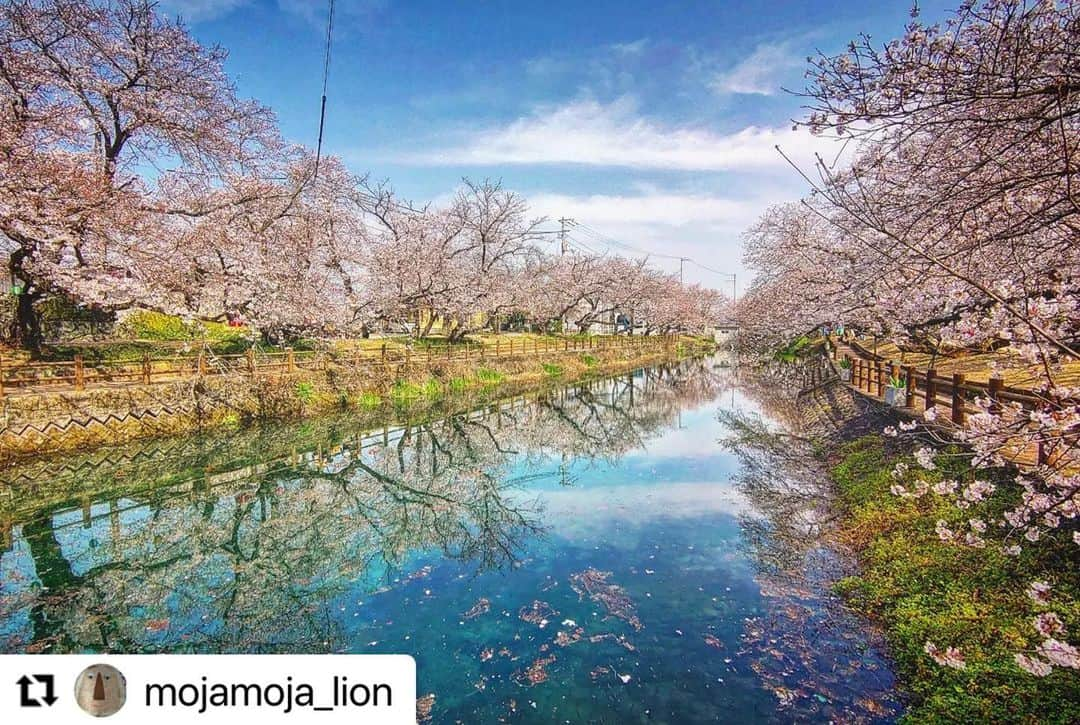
0 354 4 399
142 353 151 384
988 376 1003 414
74 355 85 390
925 369 937 412
904 366 916 408
951 373 966 425
496 339 500 358
286 347 296 372
197 352 207 376
876 361 886 396
246 348 256 376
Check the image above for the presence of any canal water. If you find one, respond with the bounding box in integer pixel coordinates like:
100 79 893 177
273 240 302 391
0 356 901 722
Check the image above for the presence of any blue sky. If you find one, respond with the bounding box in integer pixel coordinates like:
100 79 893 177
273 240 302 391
162 0 957 292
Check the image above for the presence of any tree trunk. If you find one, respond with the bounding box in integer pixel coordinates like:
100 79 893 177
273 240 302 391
13 289 44 354
8 247 44 356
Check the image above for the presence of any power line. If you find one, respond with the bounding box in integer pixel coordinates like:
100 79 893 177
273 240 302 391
564 220 738 298
313 0 336 183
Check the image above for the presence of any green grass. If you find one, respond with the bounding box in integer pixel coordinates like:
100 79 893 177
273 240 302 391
581 353 598 367
475 368 504 385
356 391 382 409
419 377 443 398
294 381 316 403
541 362 563 377
830 436 1080 723
448 376 471 392
390 380 422 402
389 377 444 404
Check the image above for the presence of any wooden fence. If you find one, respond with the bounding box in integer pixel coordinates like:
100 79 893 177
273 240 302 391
829 339 1075 468
0 334 677 399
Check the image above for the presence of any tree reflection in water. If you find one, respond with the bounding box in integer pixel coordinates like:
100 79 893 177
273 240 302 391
0 358 728 654
717 374 902 721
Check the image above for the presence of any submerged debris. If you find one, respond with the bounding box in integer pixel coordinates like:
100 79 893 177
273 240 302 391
569 568 643 630
704 634 724 649
514 655 556 687
587 632 636 651
589 666 611 681
416 693 436 723
407 565 432 581
463 598 491 620
479 648 494 662
554 628 585 647
518 600 559 626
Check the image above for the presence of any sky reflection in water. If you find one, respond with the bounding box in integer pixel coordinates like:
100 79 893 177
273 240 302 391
0 358 900 723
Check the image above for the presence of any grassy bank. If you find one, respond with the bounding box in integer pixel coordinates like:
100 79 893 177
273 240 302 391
827 435 1079 723
1 336 714 460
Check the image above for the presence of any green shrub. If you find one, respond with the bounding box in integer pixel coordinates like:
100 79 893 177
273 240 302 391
117 310 246 343
581 354 598 367
448 376 471 392
541 363 563 377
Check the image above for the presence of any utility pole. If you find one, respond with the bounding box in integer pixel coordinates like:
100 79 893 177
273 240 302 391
679 257 688 284
558 217 574 255
557 217 574 333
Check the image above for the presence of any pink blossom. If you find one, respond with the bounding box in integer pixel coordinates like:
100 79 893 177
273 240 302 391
1036 639 1080 669
1033 613 1065 638
1027 581 1052 605
935 520 955 543
915 447 937 471
924 641 966 669
932 479 958 495
1014 653 1052 677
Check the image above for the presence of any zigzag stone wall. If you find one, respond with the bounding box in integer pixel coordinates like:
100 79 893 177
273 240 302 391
1 381 208 459
0 344 683 461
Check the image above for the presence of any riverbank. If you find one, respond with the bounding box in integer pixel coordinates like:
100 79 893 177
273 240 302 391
799 382 1079 723
0 335 713 460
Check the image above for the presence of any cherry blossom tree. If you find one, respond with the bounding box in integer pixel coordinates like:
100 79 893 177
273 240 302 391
740 0 1080 677
0 0 280 349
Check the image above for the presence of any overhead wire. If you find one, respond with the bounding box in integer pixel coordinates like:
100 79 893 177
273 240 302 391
312 0 336 183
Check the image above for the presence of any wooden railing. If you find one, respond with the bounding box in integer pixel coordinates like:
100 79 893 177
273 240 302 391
829 339 1075 468
0 334 678 398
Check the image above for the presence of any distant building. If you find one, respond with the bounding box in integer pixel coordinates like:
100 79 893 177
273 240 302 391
709 321 739 349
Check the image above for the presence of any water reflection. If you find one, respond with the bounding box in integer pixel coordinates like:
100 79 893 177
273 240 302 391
719 392 901 722
0 357 900 723
1 360 725 654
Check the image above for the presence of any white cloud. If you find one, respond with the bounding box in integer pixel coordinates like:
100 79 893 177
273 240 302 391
159 0 248 23
527 190 763 229
401 96 838 172
712 41 804 96
521 187 800 290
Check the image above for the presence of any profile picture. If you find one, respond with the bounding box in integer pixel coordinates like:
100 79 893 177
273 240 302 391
74 663 126 717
